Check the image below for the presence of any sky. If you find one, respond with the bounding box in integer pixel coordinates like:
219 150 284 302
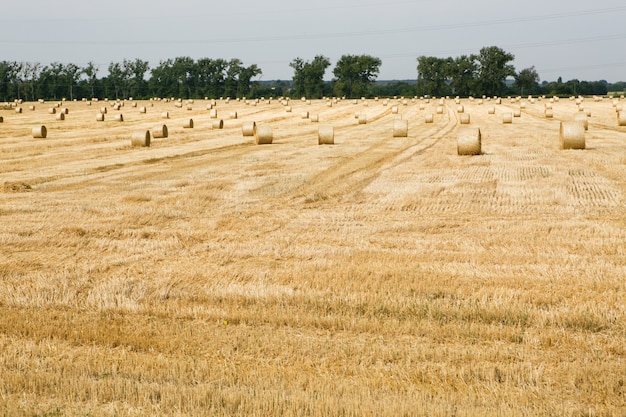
1 0 625 83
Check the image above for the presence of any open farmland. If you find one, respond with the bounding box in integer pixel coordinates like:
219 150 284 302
1 95 625 416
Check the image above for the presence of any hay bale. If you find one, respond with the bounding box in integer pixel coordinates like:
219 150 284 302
488 106 495 115
115 114 124 122
56 113 65 121
139 106 147 114
425 114 434 123
152 124 168 139
285 106 292 113
212 119 224 129
32 125 47 138
545 109 554 118
131 130 151 147
100 107 107 114
229 111 238 119
318 125 334 145
242 121 256 136
573 113 588 130
436 106 444 114
29 105 35 111
210 109 218 118
457 127 481 155
48 107 56 114
391 106 399 114
457 105 464 113
560 121 585 150
513 110 521 118
459 113 470 124
162 112 169 119
358 113 367 124
301 111 309 119
183 119 194 129
502 112 513 124
96 113 105 121
255 125 273 145
310 114 319 122
0 116 3 123
15 107 22 113
618 111 626 127
393 120 408 137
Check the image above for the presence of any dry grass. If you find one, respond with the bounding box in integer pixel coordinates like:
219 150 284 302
0 97 625 416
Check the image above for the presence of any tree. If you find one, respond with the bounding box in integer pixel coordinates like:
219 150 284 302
289 55 331 99
515 66 540 96
416 56 451 97
474 46 515 96
449 55 477 97
82 61 99 99
124 58 150 99
332 54 381 98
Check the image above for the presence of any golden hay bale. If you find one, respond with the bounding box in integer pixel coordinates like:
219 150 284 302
48 107 56 114
131 102 137 108
186 104 193 111
301 111 309 119
61 107 69 114
242 121 256 136
115 114 124 122
210 109 218 118
513 110 521 118
457 105 464 113
29 105 35 111
459 113 470 124
152 124 168 139
545 109 554 118
318 125 334 145
457 127 481 155
488 106 496 115
212 119 224 129
139 106 147 114
436 106 444 114
96 113 105 121
32 125 47 138
229 111 238 119
573 113 588 130
560 121 585 150
425 114 434 123
358 113 367 124
391 106 399 114
131 130 151 147
310 114 319 122
255 125 273 145
161 111 169 119
56 113 65 121
0 116 3 123
419 103 426 110
502 112 513 124
15 107 22 113
100 107 107 114
618 111 626 127
183 119 194 128
393 119 408 137
285 106 292 113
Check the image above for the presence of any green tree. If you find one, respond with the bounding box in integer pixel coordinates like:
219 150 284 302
416 56 451 97
82 61 99 99
449 55 477 97
332 54 381 98
124 58 150 99
514 66 540 96
289 55 331 99
474 46 515 96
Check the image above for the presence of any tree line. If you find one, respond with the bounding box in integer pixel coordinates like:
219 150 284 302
0 47 621 102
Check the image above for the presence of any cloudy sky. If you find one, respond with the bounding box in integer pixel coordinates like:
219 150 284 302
1 0 625 83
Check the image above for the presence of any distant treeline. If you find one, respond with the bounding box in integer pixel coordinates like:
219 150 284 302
0 48 623 101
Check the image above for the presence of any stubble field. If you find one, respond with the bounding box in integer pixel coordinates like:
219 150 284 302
1 94 625 416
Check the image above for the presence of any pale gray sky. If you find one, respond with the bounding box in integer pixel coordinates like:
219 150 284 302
1 0 625 83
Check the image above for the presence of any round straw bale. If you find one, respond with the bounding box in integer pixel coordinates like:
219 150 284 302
131 130 151 147
115 114 124 122
488 106 496 114
310 114 319 122
560 121 585 150
318 125 334 145
229 111 238 119
162 111 169 119
436 106 444 114
425 114 434 123
457 127 481 155
457 105 464 113
391 106 399 114
255 125 273 145
210 109 218 118
15 107 22 113
186 104 193 111
502 112 513 124
545 109 554 118
358 113 367 124
618 111 626 127
56 113 65 121
573 113 588 130
212 119 224 129
152 124 168 139
132 102 137 107
32 125 47 138
242 121 256 136
29 105 35 111
100 107 107 114
459 113 470 124
139 106 147 114
301 111 309 119
514 110 521 117
183 119 194 128
48 107 56 114
285 106 292 113
393 120 408 137
96 113 105 121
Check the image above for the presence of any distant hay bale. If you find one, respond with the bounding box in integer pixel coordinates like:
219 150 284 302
301 111 309 119
618 111 626 127
393 120 408 137
310 114 319 122
513 110 521 117
48 107 56 114
391 106 399 114
139 106 147 114
162 111 169 119
425 114 434 123
100 107 107 114
115 114 124 122
459 113 470 124
212 119 224 129
0 116 3 123
573 113 588 130
285 106 292 112
61 107 69 115
152 124 168 139
32 125 47 138
131 102 137 108
29 105 35 111
210 109 218 118
488 106 495 115
131 130 151 147
183 119 194 128
56 113 65 121
502 112 513 124
318 125 334 145
436 106 444 114
229 111 238 119
419 103 426 110
255 125 273 144
96 113 105 121
457 127 481 155
560 121 585 150
242 121 256 136
358 113 367 124
186 104 193 111
457 105 464 113
15 107 22 113
545 109 554 118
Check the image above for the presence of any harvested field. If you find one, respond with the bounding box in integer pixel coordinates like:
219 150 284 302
1 96 625 417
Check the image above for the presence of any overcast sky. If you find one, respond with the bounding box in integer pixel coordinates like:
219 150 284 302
1 0 625 83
